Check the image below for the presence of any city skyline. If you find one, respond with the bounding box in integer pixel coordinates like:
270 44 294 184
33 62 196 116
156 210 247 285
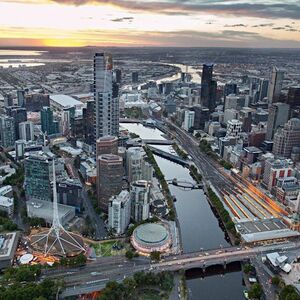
0 0 300 48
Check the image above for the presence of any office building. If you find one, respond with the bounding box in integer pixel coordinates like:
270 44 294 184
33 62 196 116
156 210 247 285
130 180 151 223
163 97 176 115
15 140 25 160
226 119 242 138
268 67 284 103
96 136 118 157
19 121 34 142
191 106 210 130
253 108 268 124
224 82 238 98
0 115 15 149
114 69 122 84
224 109 238 124
94 53 119 142
40 106 59 135
108 190 131 235
97 154 123 210
286 86 300 109
126 147 153 183
6 106 27 140
224 94 246 111
201 64 216 112
266 103 290 140
57 178 83 213
24 154 52 202
25 93 50 112
273 118 300 158
259 79 269 101
132 71 139 83
239 108 254 133
183 110 195 131
263 159 294 191
82 100 95 145
17 90 25 107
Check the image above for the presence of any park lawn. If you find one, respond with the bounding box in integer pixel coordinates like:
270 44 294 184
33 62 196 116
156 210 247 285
92 241 128 257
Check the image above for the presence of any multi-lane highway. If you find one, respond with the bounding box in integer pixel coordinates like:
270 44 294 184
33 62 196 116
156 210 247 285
49 241 300 298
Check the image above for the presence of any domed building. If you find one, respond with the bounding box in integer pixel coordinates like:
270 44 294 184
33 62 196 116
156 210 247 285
131 223 172 254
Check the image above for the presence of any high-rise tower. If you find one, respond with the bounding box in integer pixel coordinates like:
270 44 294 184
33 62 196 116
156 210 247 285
201 63 216 112
268 67 284 104
93 53 119 145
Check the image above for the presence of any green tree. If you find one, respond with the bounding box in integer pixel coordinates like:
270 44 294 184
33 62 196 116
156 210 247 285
271 276 281 286
248 283 262 299
279 285 300 300
125 249 134 260
150 251 161 262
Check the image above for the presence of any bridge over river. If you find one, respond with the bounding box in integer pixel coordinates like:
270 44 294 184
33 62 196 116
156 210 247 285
49 241 300 298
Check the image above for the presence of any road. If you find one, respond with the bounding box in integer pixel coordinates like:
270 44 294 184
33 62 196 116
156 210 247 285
81 188 107 240
47 241 300 298
251 255 277 300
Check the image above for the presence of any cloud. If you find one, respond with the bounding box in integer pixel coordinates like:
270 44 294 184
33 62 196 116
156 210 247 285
110 17 134 22
224 24 247 28
49 0 300 20
252 23 274 28
272 27 286 30
1 27 300 48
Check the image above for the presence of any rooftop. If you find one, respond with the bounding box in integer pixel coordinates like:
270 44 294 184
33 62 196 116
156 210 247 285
0 196 13 208
134 223 169 245
50 94 83 108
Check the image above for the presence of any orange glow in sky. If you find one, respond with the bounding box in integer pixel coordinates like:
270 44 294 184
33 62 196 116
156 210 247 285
0 0 300 48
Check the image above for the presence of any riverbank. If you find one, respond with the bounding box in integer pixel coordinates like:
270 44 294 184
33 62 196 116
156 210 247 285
144 146 176 221
206 187 241 245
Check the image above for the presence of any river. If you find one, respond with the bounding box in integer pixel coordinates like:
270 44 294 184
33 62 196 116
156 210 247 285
120 123 245 300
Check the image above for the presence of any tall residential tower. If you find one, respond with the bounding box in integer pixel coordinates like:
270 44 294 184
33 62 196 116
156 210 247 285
93 53 119 146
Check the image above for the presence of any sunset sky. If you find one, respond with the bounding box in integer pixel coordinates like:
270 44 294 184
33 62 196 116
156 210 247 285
1 0 300 48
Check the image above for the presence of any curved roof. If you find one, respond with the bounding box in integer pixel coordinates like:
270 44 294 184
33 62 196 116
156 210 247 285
134 223 169 244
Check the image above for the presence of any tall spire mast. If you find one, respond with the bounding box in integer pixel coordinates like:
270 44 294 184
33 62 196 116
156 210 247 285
52 159 61 232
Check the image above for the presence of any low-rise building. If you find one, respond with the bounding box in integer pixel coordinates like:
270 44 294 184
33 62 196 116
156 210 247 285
0 196 14 217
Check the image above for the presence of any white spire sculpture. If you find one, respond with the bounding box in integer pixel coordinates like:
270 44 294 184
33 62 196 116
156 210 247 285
31 159 85 256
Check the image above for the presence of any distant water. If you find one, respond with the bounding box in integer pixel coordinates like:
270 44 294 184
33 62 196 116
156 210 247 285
0 49 71 68
0 49 44 56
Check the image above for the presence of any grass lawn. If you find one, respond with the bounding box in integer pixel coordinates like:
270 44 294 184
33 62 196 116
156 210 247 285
92 241 128 257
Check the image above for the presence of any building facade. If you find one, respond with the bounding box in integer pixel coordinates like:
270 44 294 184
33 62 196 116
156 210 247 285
19 121 34 142
0 115 15 149
130 180 151 223
97 154 123 210
24 154 52 202
94 53 119 144
268 67 284 103
108 190 131 234
273 118 300 158
266 103 290 141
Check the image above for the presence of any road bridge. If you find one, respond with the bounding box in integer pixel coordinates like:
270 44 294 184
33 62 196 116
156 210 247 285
54 241 300 298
